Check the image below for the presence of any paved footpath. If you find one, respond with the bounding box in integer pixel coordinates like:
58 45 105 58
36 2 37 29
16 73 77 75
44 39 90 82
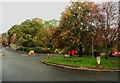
0 48 4 57
1 48 119 81
0 47 3 82
0 53 3 57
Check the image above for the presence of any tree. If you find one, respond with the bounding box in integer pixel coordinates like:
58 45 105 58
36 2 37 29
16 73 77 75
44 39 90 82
33 28 52 48
10 33 17 44
98 2 119 55
8 18 44 47
118 1 120 51
44 19 59 29
52 1 100 56
1 33 7 46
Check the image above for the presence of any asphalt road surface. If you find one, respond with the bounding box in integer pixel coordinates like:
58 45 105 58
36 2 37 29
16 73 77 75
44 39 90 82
1 47 119 81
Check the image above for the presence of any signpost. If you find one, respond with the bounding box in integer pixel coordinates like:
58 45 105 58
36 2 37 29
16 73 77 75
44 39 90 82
97 56 100 65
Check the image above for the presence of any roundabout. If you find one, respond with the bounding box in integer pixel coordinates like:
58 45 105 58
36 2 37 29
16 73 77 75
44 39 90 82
40 60 120 72
40 55 120 72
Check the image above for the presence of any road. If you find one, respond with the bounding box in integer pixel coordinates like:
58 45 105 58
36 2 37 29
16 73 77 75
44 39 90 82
1 47 119 81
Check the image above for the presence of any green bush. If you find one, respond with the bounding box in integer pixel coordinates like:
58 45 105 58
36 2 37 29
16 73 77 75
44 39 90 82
25 48 31 52
17 46 54 54
62 49 68 54
93 50 100 57
32 47 42 53
17 47 28 51
49 48 55 54
41 50 51 54
82 51 89 56
17 47 23 51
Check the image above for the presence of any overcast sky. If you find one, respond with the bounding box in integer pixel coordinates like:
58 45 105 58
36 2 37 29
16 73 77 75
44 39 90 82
0 0 119 34
1 2 70 34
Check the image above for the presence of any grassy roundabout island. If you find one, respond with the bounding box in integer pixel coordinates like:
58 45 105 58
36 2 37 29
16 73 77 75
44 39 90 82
41 55 120 71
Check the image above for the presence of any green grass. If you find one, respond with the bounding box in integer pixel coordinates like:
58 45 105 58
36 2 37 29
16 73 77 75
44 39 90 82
44 55 120 69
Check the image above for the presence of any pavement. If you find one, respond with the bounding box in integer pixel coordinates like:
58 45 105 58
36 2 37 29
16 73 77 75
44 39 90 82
0 47 3 82
1 47 119 81
0 47 4 57
0 53 3 57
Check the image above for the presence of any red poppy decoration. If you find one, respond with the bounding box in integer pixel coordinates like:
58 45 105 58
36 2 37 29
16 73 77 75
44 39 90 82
71 50 75 56
68 51 71 55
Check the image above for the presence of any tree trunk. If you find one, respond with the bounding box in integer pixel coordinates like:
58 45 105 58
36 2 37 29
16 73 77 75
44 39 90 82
79 43 83 57
105 44 110 58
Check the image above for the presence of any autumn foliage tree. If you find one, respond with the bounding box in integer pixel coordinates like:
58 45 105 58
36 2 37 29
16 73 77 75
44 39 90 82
1 33 7 46
7 1 119 55
52 1 101 56
33 28 52 48
7 18 56 50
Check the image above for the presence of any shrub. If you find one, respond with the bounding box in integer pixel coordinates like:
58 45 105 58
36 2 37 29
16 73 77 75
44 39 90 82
93 50 100 57
33 47 42 53
82 51 89 56
17 46 54 54
61 49 68 54
17 47 26 51
17 47 23 51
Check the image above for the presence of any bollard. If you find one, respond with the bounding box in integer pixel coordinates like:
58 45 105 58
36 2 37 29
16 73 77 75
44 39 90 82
97 56 101 65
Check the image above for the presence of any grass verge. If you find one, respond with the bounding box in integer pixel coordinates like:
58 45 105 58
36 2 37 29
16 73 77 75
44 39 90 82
44 55 120 70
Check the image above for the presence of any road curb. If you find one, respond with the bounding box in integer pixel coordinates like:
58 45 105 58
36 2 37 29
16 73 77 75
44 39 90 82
40 60 120 72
